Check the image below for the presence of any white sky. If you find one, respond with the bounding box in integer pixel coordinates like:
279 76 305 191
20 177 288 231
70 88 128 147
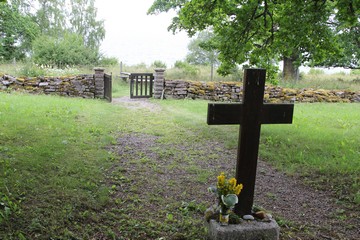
95 0 192 67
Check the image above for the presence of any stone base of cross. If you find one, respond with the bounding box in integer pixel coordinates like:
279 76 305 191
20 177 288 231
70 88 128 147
207 69 294 216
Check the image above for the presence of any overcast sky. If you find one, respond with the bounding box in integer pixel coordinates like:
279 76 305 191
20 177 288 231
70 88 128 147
95 0 191 67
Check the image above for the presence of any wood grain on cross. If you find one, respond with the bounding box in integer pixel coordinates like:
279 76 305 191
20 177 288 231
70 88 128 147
207 69 294 216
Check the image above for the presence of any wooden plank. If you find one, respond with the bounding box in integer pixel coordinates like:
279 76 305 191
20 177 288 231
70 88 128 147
207 103 294 125
129 73 154 98
207 103 243 125
235 69 266 216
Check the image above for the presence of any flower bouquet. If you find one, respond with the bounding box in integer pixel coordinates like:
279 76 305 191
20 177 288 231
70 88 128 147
208 172 243 225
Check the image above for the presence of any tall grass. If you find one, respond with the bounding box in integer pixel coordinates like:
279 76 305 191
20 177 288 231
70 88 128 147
281 71 360 91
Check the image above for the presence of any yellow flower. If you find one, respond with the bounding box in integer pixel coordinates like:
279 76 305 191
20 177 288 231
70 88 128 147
235 184 243 195
217 172 225 188
229 178 237 189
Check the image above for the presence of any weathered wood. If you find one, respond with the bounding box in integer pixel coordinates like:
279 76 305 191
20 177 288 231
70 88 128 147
130 73 154 99
207 104 294 125
104 73 112 102
207 69 294 216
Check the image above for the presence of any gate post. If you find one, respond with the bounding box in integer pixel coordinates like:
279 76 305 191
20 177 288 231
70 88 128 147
94 67 105 98
153 68 165 99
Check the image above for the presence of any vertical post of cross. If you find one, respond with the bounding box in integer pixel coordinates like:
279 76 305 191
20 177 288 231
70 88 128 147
153 68 165 99
235 69 266 216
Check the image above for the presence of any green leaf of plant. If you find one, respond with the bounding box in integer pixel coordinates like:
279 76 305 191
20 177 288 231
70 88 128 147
221 194 238 207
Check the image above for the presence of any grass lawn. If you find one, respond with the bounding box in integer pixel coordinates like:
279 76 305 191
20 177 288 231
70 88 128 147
0 87 359 239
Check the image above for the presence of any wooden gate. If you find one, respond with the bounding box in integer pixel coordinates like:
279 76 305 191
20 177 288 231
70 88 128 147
104 73 112 102
130 73 154 98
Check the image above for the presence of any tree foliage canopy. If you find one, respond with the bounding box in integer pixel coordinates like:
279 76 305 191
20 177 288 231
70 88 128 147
149 0 359 81
0 0 105 63
186 31 219 66
0 2 39 60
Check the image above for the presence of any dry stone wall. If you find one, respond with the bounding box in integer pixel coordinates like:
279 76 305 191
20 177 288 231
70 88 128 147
164 80 360 103
0 70 106 99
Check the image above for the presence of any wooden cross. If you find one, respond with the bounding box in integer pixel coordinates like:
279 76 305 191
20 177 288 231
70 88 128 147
207 69 294 216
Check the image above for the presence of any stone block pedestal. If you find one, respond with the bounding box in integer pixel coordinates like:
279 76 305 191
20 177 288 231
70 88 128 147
153 68 165 99
208 219 280 240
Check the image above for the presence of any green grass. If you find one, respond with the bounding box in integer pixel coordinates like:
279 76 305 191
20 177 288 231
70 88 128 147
260 103 360 203
149 98 360 203
281 72 360 91
0 81 359 238
0 93 122 238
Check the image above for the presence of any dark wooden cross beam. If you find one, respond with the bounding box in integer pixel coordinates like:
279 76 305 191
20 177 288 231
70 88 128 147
207 69 294 216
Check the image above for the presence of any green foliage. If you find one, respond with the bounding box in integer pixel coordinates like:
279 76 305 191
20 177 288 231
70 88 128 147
31 0 105 50
0 193 20 225
186 31 219 66
98 56 119 67
351 69 360 75
174 60 199 77
149 0 360 82
68 0 105 50
32 32 98 67
151 60 167 69
16 61 46 77
0 3 39 61
221 194 238 207
308 68 325 75
1 0 104 63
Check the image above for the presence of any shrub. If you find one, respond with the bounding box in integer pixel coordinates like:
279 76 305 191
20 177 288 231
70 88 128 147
99 56 119 66
32 32 99 68
151 60 167 69
351 69 360 75
174 61 199 77
16 61 46 77
308 68 325 75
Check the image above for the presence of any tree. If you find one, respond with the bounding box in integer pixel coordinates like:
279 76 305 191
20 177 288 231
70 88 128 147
0 2 39 61
186 31 219 80
69 0 105 50
33 0 105 51
0 0 104 64
32 32 98 67
186 31 218 65
148 0 359 82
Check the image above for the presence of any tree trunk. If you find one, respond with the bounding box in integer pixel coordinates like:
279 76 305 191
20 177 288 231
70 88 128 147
283 56 299 82
210 62 214 81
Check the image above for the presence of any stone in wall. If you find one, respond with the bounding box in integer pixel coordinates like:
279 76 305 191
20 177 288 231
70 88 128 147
0 74 97 99
163 79 360 103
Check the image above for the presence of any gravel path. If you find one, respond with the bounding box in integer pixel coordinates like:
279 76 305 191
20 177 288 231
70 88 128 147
110 97 360 240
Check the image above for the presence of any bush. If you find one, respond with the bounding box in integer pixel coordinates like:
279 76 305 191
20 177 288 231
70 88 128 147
16 61 46 77
151 60 167 69
308 68 325 75
99 56 119 66
174 61 199 77
32 32 99 68
351 69 360 75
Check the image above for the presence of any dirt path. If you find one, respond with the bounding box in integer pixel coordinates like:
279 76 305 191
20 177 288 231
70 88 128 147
112 96 161 112
110 97 360 240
